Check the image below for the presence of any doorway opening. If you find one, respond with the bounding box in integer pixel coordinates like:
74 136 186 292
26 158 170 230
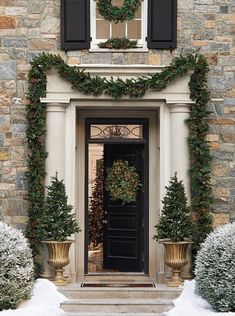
85 118 149 274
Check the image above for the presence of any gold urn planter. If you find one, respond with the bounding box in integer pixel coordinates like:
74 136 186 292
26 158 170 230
162 240 193 287
43 240 74 286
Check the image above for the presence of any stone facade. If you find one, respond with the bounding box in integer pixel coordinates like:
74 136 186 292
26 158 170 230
0 0 234 228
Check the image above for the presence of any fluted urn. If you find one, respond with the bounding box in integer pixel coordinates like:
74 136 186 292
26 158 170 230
162 240 193 287
43 240 73 286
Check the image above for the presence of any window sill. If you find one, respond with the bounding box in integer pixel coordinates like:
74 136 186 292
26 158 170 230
89 48 149 53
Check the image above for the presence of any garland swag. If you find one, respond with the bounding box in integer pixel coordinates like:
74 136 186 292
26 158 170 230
26 53 213 263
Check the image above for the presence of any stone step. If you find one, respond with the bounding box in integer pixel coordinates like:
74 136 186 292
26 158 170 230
61 298 173 313
65 313 167 316
60 286 181 300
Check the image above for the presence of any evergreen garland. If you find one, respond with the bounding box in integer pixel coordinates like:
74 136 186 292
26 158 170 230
97 0 141 23
26 52 213 264
98 38 137 49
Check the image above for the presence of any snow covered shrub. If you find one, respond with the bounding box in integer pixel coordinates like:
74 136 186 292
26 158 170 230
0 221 34 310
195 223 235 312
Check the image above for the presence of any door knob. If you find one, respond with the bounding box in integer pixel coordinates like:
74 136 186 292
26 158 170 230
103 220 108 224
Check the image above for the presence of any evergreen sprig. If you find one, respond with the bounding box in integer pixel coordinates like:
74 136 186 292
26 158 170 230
26 52 213 264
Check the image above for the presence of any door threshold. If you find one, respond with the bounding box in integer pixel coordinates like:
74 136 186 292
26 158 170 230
86 272 146 276
82 273 153 282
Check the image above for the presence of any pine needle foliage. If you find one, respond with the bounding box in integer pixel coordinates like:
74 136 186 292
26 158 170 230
41 173 81 241
26 53 213 264
153 173 192 241
98 37 137 49
97 0 141 23
89 161 104 246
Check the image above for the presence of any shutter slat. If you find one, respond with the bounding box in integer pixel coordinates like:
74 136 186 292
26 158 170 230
61 0 90 50
147 0 177 49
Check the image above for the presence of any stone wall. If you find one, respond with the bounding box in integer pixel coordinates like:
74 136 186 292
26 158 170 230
0 0 234 229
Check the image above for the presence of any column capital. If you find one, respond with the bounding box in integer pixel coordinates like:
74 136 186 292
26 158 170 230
168 103 191 114
44 102 69 113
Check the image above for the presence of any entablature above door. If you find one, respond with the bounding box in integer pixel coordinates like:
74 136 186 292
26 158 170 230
40 64 195 105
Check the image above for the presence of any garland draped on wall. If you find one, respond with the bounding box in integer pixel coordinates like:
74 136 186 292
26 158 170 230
26 53 213 264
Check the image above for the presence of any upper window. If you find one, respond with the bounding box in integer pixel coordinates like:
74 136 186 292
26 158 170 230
61 0 177 51
90 0 147 49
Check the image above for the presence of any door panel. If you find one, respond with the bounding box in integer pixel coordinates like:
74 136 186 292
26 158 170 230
103 144 145 272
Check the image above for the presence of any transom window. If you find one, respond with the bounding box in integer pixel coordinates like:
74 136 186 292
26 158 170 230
90 0 147 49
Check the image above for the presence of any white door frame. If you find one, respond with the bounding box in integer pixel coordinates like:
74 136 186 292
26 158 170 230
75 108 159 282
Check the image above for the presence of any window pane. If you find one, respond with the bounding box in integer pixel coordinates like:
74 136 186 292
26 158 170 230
96 20 110 39
96 8 102 19
90 124 143 139
135 6 141 19
113 0 124 6
127 20 141 39
112 22 125 38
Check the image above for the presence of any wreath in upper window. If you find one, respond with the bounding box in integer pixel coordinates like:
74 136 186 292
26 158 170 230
105 160 142 204
97 0 141 23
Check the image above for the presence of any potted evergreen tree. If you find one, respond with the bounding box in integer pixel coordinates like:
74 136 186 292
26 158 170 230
153 172 193 287
41 173 81 285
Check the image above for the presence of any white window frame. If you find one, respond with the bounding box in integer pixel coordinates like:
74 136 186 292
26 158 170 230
90 0 147 50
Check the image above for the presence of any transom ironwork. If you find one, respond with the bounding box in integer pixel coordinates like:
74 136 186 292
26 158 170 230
90 124 143 139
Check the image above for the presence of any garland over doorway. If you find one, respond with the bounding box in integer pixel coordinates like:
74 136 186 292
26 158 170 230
26 53 213 264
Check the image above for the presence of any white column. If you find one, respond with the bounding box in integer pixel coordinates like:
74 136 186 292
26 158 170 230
45 103 68 184
169 103 191 199
40 102 68 279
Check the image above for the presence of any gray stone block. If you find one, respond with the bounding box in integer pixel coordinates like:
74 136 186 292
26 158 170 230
16 171 27 190
28 0 45 14
2 37 27 48
211 151 234 161
12 123 27 134
0 61 16 80
220 6 229 13
2 198 28 216
208 74 234 90
8 48 27 60
0 134 4 147
210 42 230 52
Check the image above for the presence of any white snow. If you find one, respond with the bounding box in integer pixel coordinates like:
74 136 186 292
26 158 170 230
1 279 235 316
0 279 66 316
166 280 235 316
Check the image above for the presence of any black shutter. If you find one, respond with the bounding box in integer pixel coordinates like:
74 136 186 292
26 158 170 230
147 0 177 49
61 0 90 50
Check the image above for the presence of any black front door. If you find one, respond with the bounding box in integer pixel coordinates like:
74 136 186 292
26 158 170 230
103 144 145 272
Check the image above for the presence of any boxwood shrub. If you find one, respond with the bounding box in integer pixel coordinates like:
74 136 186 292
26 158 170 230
195 223 235 312
0 221 34 310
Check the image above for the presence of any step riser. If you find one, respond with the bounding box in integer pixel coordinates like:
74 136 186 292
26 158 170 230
62 304 172 313
60 291 180 300
65 314 167 316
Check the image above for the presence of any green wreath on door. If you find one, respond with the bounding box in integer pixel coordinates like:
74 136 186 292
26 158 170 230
105 160 142 204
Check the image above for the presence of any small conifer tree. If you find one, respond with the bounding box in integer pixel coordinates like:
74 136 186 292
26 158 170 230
153 172 192 241
89 161 104 246
41 173 81 241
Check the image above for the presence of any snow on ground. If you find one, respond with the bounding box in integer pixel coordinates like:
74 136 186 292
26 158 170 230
0 279 66 316
0 278 235 316
166 280 235 316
